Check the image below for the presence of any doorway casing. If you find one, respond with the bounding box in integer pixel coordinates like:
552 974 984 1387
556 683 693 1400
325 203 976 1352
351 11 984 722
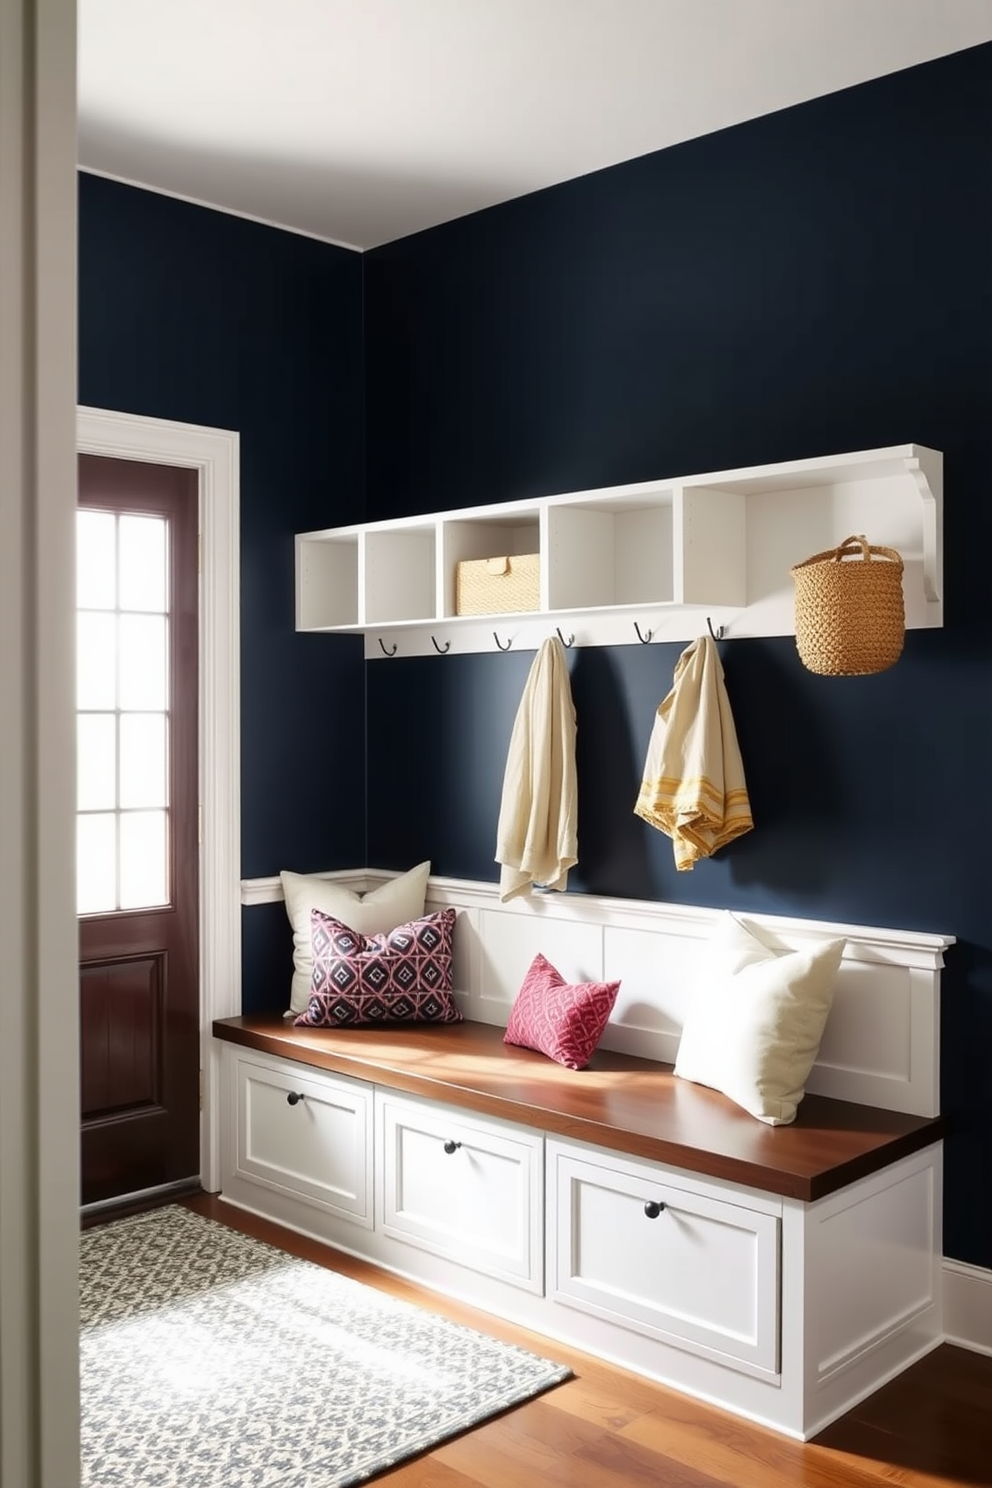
77 405 240 1192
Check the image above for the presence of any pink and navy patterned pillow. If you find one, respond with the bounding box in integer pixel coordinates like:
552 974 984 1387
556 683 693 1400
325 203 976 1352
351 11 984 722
504 952 620 1070
294 907 461 1028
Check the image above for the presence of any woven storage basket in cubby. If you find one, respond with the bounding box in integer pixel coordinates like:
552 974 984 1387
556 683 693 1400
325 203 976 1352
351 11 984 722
455 554 539 615
790 534 905 676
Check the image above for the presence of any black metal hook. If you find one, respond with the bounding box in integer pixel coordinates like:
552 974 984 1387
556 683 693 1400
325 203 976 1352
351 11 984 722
556 627 574 648
706 617 725 642
493 631 512 651
378 638 398 656
634 621 653 644
431 635 451 654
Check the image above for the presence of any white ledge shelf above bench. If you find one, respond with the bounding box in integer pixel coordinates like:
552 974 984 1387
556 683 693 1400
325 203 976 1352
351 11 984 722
296 444 943 659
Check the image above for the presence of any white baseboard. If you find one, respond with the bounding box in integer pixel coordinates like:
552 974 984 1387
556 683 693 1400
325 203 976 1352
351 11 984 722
943 1259 992 1355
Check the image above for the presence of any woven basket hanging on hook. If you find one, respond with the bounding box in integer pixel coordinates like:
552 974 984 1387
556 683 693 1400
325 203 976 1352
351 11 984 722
790 534 905 676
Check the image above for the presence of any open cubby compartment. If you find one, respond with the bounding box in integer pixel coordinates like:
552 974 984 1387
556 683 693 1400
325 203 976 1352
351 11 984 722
362 522 438 625
439 509 542 618
295 531 360 629
674 485 748 607
546 484 676 610
700 444 944 638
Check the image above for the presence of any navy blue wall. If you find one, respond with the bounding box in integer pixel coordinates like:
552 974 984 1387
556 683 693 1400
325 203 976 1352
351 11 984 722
363 44 992 1268
78 175 367 1007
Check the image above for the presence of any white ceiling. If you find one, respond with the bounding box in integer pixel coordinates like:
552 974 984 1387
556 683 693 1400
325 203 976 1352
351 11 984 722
77 0 992 252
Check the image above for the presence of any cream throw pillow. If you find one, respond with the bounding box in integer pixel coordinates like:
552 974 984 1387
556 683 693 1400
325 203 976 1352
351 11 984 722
674 912 845 1125
280 862 431 1015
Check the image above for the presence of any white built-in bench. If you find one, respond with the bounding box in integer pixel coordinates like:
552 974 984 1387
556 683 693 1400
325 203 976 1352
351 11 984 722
221 875 954 1439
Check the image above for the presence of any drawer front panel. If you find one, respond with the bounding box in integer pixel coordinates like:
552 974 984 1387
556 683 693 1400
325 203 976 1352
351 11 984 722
377 1091 543 1291
550 1143 780 1378
235 1054 373 1226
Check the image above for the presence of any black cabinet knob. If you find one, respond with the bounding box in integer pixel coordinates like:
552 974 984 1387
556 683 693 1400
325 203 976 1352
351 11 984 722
443 1139 462 1155
286 1091 305 1106
644 1199 666 1219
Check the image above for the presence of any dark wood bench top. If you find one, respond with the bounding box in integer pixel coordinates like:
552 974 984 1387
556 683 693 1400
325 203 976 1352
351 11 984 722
213 1015 943 1202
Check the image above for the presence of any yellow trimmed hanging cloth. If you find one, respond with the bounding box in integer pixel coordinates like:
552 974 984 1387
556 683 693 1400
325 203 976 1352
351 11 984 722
634 634 753 870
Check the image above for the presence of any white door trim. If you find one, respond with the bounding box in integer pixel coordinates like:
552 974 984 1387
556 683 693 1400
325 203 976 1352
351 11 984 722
77 405 241 1192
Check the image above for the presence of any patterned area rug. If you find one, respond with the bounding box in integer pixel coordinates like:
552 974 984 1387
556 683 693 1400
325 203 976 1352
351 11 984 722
80 1206 571 1488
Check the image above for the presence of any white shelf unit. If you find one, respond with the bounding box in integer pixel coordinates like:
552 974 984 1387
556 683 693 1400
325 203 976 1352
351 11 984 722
295 444 943 658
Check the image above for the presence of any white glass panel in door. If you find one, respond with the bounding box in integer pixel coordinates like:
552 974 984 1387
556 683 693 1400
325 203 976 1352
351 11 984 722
77 714 116 811
76 509 116 609
119 514 167 612
118 614 167 711
77 813 116 915
77 612 117 709
119 714 167 809
119 810 168 909
77 507 172 914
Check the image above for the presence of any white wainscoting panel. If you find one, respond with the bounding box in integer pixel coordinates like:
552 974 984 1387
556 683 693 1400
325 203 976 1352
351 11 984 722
476 908 604 1013
241 869 954 1118
808 1159 938 1383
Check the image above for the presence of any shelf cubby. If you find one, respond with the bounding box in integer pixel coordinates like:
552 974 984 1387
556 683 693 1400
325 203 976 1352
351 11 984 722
295 533 359 630
363 525 436 625
547 490 675 610
439 511 542 618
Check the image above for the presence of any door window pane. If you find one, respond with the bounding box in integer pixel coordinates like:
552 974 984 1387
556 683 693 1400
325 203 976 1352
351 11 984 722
77 813 117 914
77 612 117 709
119 515 167 613
119 614 167 710
120 811 168 909
76 510 116 609
119 714 167 809
78 714 116 811
77 504 174 916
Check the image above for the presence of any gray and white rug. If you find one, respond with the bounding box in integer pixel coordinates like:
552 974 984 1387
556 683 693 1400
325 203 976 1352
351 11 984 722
80 1205 571 1488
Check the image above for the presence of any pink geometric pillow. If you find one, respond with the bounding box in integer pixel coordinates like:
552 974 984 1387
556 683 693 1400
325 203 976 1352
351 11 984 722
503 952 620 1070
294 907 462 1028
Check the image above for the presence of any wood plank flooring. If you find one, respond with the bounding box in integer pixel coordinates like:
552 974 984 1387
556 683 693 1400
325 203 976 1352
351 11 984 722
181 1193 992 1488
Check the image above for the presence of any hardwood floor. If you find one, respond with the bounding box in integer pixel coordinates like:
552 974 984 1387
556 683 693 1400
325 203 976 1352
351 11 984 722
180 1193 992 1488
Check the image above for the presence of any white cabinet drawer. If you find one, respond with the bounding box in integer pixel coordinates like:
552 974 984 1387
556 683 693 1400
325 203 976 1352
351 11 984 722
377 1090 544 1292
548 1140 781 1379
232 1052 373 1227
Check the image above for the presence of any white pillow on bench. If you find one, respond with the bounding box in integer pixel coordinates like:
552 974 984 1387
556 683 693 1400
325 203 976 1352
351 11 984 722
674 911 845 1125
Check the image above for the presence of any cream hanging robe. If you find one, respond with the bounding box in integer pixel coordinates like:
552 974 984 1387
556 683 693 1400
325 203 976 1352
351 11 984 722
634 633 753 870
496 635 578 902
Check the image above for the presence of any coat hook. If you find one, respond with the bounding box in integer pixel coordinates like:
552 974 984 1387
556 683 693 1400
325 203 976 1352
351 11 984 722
493 631 512 652
556 627 574 648
378 637 398 656
431 635 451 654
706 617 725 641
634 620 653 644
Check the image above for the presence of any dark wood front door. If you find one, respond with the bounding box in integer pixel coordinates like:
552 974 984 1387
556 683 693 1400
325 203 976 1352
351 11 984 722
77 454 200 1206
